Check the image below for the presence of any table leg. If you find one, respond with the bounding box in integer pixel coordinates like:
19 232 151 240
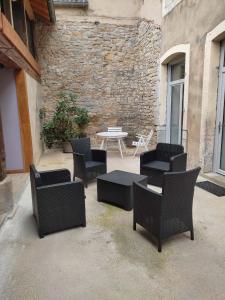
118 139 123 158
100 139 105 150
121 139 127 153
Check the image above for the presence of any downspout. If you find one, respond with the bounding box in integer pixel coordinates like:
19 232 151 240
46 0 56 23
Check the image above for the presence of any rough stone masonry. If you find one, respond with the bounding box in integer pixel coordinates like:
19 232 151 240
35 15 161 146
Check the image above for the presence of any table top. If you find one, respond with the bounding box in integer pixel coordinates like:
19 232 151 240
97 170 147 186
97 131 128 138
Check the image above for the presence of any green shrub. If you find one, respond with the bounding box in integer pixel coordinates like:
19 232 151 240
40 92 90 148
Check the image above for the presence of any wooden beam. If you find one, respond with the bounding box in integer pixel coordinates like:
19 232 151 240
0 50 18 68
15 70 33 172
0 13 2 31
31 3 49 17
30 0 50 22
1 14 40 75
24 0 35 21
6 169 24 174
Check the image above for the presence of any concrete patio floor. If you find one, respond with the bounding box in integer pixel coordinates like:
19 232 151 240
0 151 225 300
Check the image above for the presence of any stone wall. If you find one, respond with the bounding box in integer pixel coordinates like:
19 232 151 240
35 14 161 146
134 20 161 142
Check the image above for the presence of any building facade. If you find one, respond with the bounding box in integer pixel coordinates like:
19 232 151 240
0 0 55 223
35 0 161 145
159 0 225 175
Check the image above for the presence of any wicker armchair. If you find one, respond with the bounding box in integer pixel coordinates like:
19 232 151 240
71 137 107 187
30 165 86 238
140 143 187 187
133 167 201 252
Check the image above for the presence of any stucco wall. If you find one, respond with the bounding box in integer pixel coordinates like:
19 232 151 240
35 10 161 146
25 73 43 164
161 0 225 169
134 20 161 140
55 0 161 24
88 0 142 19
0 70 23 171
140 0 161 25
162 0 183 16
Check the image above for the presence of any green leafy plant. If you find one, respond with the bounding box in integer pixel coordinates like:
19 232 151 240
74 107 90 136
40 92 90 148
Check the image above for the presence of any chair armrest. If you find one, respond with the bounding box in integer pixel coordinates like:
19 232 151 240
137 134 147 138
140 150 157 165
133 182 162 214
91 149 107 163
36 180 85 209
72 152 86 181
40 169 71 186
170 153 187 172
73 152 85 168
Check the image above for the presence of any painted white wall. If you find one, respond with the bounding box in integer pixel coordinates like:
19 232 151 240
56 0 161 25
140 0 161 25
162 0 183 16
0 69 23 170
88 0 141 19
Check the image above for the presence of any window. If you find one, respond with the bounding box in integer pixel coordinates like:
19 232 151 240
166 59 185 144
12 0 27 44
0 0 13 24
25 13 35 57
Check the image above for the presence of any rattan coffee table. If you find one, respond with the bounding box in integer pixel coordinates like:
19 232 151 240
97 170 148 211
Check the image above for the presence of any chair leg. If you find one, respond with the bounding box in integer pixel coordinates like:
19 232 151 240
133 220 136 231
118 139 123 158
158 240 162 252
39 230 44 239
133 144 139 157
190 229 194 240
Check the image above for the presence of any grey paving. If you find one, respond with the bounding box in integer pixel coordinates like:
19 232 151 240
0 151 225 300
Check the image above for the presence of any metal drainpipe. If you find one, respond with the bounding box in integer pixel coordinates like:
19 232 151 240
46 0 56 24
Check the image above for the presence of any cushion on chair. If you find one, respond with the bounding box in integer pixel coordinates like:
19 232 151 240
142 161 170 172
85 161 106 170
156 143 184 162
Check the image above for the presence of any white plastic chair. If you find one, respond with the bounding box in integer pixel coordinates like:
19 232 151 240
107 127 122 132
132 129 153 157
107 127 126 156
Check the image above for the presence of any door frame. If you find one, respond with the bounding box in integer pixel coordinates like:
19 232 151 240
214 41 225 175
166 60 185 145
15 69 33 173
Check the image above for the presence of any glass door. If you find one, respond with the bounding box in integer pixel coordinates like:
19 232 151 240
166 60 185 145
215 41 225 175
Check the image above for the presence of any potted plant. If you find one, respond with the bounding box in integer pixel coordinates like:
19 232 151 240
40 92 90 152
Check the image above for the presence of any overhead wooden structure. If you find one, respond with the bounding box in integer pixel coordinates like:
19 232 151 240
0 14 40 78
0 0 55 78
31 0 56 23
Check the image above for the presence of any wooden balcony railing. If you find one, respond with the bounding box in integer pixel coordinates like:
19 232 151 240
0 13 40 78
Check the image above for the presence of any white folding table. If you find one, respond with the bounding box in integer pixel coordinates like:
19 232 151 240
97 131 128 158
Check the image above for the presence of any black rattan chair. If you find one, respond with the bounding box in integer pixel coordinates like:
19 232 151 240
140 143 187 187
133 167 201 252
30 165 86 238
71 137 107 187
